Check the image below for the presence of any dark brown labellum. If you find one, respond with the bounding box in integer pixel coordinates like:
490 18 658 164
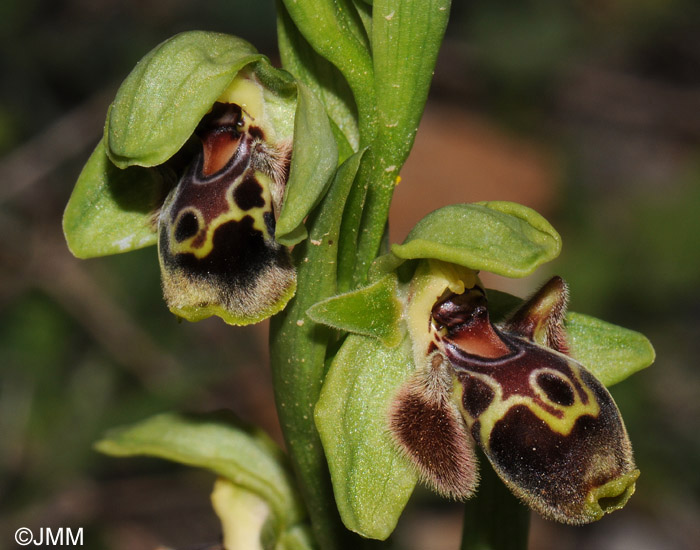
431 277 638 524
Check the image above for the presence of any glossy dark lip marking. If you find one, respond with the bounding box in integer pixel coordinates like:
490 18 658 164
443 332 586 407
442 328 521 368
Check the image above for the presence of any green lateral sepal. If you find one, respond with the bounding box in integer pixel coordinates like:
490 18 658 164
315 333 418 540
63 139 166 258
566 312 656 387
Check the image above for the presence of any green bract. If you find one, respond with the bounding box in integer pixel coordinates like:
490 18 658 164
96 412 306 539
276 82 339 246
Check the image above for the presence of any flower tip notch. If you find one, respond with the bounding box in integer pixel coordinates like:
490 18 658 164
583 468 639 523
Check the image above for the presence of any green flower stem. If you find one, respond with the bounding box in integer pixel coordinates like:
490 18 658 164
270 153 364 550
460 452 530 550
342 0 453 288
349 165 397 287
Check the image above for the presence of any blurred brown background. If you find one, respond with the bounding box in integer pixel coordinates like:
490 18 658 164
1 1 699 549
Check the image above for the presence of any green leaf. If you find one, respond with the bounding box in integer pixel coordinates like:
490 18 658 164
276 82 339 246
63 140 164 258
391 202 562 277
315 333 418 540
566 312 656 387
105 31 263 168
306 274 402 347
95 412 304 531
277 1 359 152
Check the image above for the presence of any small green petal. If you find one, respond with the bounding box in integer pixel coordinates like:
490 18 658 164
392 202 562 277
63 139 164 258
306 274 402 347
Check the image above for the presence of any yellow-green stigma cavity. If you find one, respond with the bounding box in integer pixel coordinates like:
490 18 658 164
584 469 639 521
